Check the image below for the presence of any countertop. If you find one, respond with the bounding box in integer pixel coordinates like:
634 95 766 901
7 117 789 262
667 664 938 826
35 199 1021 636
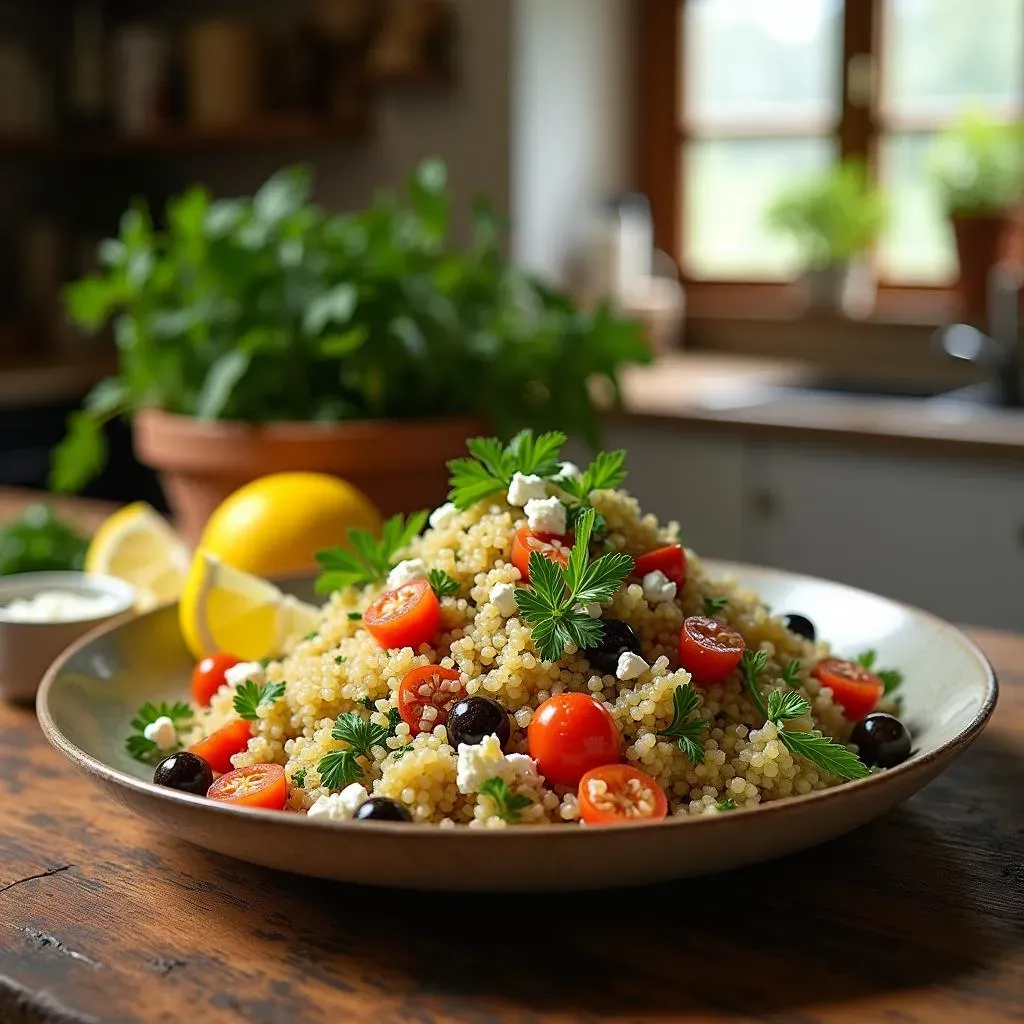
620 355 1024 460
1 627 1021 1024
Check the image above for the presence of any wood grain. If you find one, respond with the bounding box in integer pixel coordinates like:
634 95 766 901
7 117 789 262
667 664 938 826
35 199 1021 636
0 630 1021 1024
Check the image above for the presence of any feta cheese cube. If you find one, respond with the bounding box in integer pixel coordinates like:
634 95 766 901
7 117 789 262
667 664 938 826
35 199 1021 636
143 716 178 751
387 558 427 589
558 461 583 482
428 502 457 529
642 569 677 605
507 472 547 507
524 496 567 535
456 734 541 794
615 651 649 681
489 582 519 617
224 660 266 688
307 783 369 821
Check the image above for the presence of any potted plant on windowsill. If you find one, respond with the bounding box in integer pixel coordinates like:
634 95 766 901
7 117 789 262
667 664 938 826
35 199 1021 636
766 159 887 319
51 160 650 542
931 112 1024 327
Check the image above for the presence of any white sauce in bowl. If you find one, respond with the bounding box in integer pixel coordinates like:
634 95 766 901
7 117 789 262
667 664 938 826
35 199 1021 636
1 589 126 623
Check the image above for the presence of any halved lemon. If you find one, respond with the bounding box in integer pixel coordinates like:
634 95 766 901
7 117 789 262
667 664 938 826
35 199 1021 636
179 548 321 660
85 502 190 610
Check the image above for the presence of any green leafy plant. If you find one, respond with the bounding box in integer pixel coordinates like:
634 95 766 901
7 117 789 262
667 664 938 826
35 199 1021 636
126 701 194 763
479 777 533 823
0 505 89 576
427 568 460 599
447 430 567 510
233 680 287 720
931 112 1024 215
316 708 403 790
314 511 427 594
766 159 887 270
51 160 650 493
656 684 708 764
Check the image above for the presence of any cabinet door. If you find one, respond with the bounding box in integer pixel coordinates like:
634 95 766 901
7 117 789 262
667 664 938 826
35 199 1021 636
744 440 1024 630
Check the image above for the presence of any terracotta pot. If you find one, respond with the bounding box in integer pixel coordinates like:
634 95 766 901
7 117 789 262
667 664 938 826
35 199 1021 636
133 409 486 544
951 211 1013 328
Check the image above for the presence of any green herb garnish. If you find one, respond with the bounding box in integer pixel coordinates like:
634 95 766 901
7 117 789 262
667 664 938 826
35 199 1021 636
704 596 729 616
334 656 345 665
556 450 627 501
741 650 869 781
514 507 633 662
856 649 904 694
447 431 567 510
427 568 460 599
316 708 403 790
347 611 362 621
314 511 427 595
292 767 307 788
358 696 376 711
233 680 287 720
657 684 708 764
0 504 89 576
781 659 802 687
715 797 737 812
479 777 533 823
126 701 194 763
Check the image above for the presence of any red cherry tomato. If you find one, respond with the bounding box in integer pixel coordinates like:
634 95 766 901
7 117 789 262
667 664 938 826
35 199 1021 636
207 763 288 810
528 692 620 787
633 544 687 588
398 664 465 735
812 658 885 720
511 527 573 582
364 579 441 650
189 718 252 775
679 615 745 686
577 764 668 826
191 652 242 707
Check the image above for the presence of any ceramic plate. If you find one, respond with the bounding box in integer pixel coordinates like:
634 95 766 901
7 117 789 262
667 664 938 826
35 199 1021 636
37 563 997 892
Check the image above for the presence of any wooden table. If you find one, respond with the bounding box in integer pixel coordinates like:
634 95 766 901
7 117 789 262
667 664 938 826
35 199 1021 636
0 631 1020 1024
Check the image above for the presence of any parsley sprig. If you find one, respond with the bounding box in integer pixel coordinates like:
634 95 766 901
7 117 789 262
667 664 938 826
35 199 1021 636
233 680 287 720
856 649 904 694
126 701 193 763
657 684 708 764
781 659 802 687
704 596 729 616
479 777 533 823
447 431 567 510
514 507 633 661
557 450 627 501
315 511 428 595
715 797 737 811
428 568 460 599
316 708 404 790
741 650 869 781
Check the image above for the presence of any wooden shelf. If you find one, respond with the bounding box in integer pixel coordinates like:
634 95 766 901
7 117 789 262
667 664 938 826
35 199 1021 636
0 350 117 409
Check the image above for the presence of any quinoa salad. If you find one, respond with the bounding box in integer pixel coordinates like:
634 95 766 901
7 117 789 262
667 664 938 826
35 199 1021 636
130 431 912 826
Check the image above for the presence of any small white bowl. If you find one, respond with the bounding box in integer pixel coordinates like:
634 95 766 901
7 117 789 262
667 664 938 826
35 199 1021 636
0 571 136 704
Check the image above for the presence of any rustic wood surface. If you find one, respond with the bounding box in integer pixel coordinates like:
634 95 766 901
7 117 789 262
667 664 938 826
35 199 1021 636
0 629 1019 1024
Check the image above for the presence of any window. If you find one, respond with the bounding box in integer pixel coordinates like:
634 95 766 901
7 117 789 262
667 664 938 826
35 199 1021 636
640 0 1024 297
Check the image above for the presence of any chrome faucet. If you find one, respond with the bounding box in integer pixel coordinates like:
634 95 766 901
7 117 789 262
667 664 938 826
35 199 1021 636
937 264 1023 408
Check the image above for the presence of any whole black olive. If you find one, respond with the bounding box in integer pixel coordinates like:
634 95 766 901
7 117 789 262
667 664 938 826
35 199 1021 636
355 797 413 822
446 696 511 750
153 751 213 795
784 614 816 641
850 713 912 768
581 619 641 676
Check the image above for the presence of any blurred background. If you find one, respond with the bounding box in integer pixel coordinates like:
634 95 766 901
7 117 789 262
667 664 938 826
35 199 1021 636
0 0 1022 627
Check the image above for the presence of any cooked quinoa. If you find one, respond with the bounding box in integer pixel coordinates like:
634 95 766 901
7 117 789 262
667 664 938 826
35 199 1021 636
186 482 863 828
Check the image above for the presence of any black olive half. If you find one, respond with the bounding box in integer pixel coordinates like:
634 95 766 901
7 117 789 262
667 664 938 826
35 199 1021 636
850 713 911 768
355 797 413 822
153 751 213 795
446 696 511 750
783 613 816 641
581 619 642 676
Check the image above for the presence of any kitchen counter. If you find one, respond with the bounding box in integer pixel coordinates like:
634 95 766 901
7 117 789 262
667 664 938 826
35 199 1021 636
620 354 1024 461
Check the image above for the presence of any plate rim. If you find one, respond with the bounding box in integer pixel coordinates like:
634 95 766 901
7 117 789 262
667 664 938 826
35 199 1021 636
35 559 1000 841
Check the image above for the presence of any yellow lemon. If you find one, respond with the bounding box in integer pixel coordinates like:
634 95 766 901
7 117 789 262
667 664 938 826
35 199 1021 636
199 472 382 578
85 502 190 610
178 548 321 660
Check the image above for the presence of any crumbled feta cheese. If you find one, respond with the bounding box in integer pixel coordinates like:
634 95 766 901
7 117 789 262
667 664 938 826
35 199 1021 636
387 558 427 589
616 651 649 681
456 734 541 794
143 716 178 751
507 472 547 507
525 496 567 535
489 581 519 617
307 783 369 821
558 461 583 482
642 569 677 605
429 502 457 529
224 660 266 688
574 602 602 618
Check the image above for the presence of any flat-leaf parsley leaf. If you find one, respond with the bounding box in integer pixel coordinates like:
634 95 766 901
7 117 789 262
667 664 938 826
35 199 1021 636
657 683 708 764
447 430 567 510
126 701 193 763
704 596 729 616
314 510 427 595
857 649 903 694
479 777 533 823
316 708 406 790
427 568 460 599
233 680 287 720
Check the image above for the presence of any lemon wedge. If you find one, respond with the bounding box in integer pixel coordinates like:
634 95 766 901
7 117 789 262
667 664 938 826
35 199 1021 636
179 548 321 660
85 502 190 610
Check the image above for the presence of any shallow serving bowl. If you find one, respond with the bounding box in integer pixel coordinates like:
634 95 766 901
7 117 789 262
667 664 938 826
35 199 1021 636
37 562 996 891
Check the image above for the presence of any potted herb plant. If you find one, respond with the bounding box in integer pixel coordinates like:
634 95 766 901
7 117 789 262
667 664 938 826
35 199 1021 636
766 159 887 317
931 112 1023 326
53 159 650 542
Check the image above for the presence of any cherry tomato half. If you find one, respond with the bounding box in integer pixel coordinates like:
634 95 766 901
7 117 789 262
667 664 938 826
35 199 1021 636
207 763 288 810
191 652 241 707
577 764 668 826
812 658 884 720
398 664 465 735
633 544 687 588
528 692 620 787
511 527 573 582
189 718 252 775
679 615 745 686
364 579 441 651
